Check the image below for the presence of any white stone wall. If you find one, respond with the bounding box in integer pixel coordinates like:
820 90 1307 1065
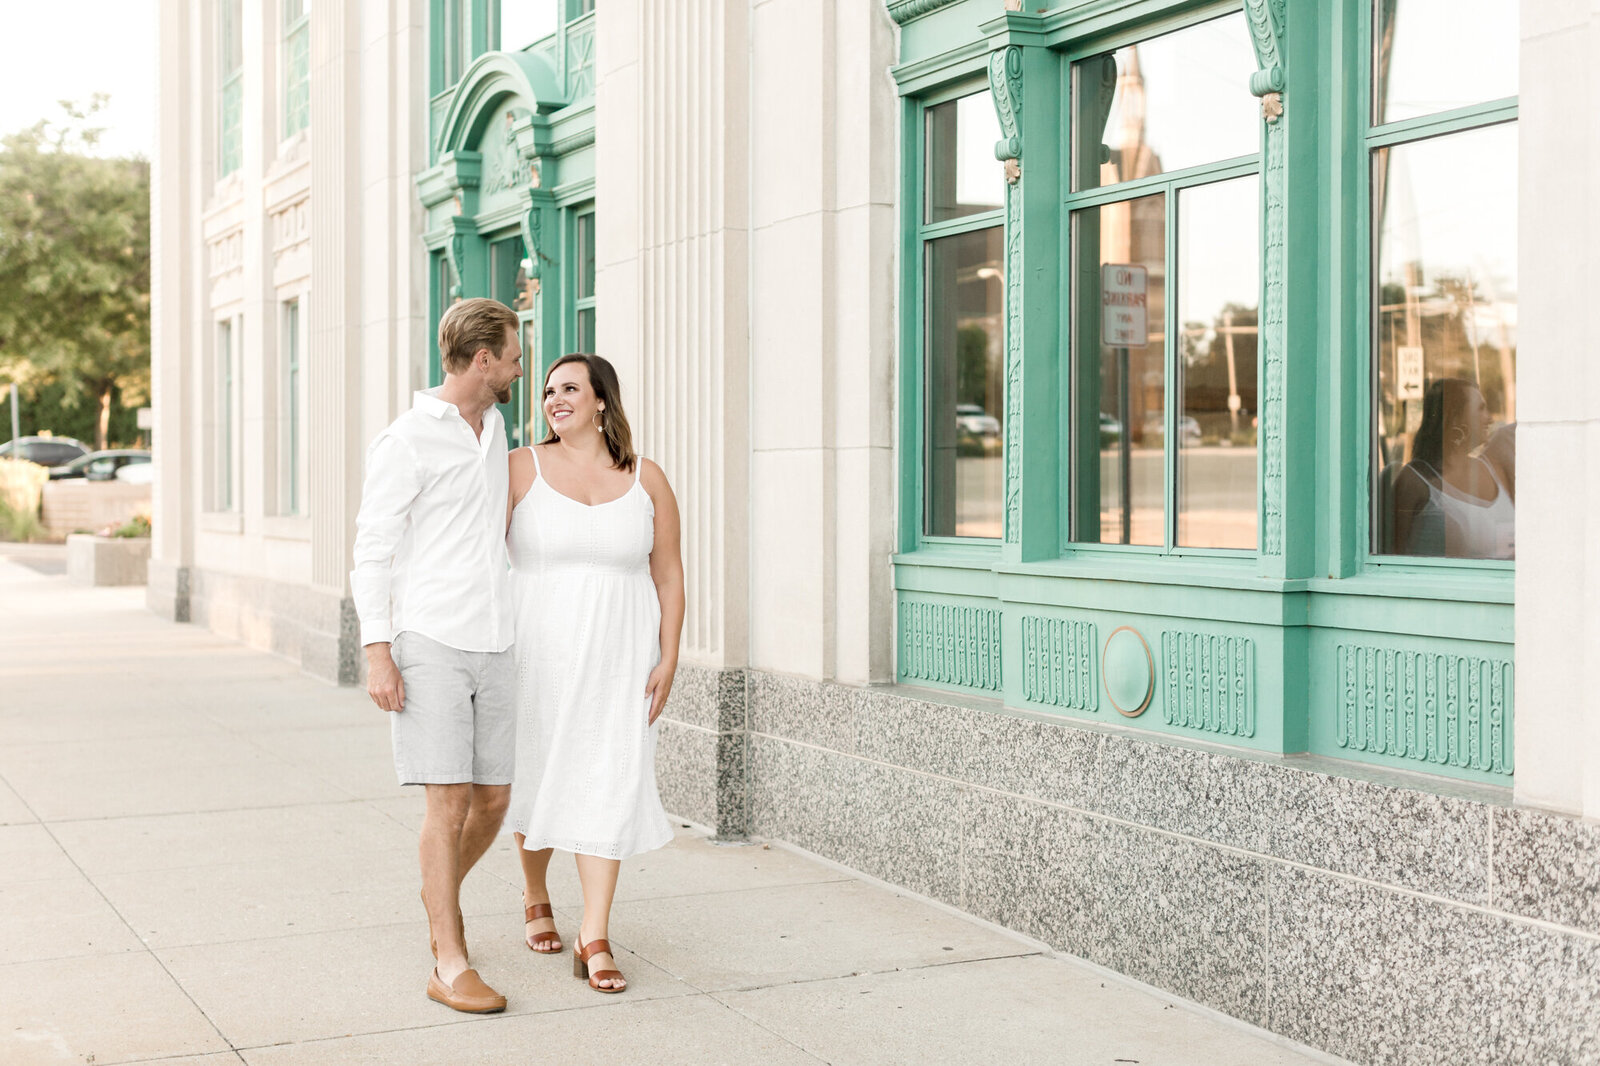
1515 1 1600 819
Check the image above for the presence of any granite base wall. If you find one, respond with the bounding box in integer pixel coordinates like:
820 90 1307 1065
651 668 1600 1066
151 564 358 683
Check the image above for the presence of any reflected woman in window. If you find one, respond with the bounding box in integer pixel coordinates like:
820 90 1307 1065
1390 377 1515 560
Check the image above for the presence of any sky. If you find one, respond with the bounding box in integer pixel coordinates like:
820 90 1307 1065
0 0 156 157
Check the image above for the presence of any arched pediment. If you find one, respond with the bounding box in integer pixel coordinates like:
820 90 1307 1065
435 49 564 159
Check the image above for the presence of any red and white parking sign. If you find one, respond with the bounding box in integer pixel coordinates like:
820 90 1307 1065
1101 264 1148 348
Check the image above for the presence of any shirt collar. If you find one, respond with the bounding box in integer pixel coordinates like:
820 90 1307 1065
412 387 456 419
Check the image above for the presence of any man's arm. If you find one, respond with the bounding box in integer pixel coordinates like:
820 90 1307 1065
350 433 421 711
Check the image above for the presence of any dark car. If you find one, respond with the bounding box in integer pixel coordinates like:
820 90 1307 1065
0 435 90 467
49 449 152 481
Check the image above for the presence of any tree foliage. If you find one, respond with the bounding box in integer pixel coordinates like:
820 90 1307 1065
0 97 150 450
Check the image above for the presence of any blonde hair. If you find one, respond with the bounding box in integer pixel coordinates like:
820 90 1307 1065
540 354 637 472
438 298 518 375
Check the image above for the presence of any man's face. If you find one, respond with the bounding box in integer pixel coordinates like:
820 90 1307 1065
487 327 524 406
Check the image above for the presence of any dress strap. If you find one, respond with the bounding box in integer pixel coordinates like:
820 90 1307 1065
529 445 542 480
634 457 644 485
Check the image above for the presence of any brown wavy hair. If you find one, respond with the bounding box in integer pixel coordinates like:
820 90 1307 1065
540 353 637 472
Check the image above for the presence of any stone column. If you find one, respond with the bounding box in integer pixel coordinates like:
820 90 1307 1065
148 0 196 621
1514 2 1600 818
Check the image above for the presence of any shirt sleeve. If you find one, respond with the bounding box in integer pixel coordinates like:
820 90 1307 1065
349 432 422 647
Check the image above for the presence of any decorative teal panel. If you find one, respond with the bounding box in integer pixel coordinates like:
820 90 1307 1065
1020 615 1097 711
1334 644 1511 775
988 46 1024 544
566 18 595 101
1245 0 1287 558
887 0 963 24
899 599 1002 692
1161 632 1256 738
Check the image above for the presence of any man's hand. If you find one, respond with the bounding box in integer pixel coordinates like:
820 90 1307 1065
366 643 405 712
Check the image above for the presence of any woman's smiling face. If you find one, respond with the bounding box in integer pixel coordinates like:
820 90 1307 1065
543 360 602 435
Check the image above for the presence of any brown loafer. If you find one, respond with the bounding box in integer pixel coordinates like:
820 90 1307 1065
426 967 506 1014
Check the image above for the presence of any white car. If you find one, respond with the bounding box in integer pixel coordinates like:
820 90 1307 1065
115 462 154 485
955 404 1000 437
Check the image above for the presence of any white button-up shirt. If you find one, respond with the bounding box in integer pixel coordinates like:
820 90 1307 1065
350 388 513 653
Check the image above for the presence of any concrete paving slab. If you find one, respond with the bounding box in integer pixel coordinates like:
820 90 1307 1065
607 878 1035 992
0 874 145 964
0 951 231 1066
0 822 82 884
50 801 418 876
718 952 1334 1066
0 776 37 824
94 850 521 950
238 994 822 1066
0 740 352 821
240 724 408 800
0 706 209 745
156 920 699 1049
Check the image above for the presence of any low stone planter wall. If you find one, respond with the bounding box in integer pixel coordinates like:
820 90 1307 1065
41 480 151 539
67 534 151 586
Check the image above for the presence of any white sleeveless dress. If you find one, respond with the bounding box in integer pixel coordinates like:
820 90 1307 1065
504 447 673 859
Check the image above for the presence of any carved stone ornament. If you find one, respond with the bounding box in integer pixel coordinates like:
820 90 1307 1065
1260 91 1283 122
1243 0 1287 120
1003 0 1023 10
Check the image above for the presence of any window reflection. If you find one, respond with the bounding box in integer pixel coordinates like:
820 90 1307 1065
1072 192 1166 546
499 0 558 52
925 228 1004 538
1375 0 1518 125
1072 13 1258 192
1177 176 1259 550
1373 124 1517 560
925 92 1004 225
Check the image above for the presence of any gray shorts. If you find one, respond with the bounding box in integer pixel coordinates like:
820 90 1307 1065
388 630 516 786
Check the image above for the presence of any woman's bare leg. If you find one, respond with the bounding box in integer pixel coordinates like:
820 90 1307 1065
574 853 624 989
514 833 562 951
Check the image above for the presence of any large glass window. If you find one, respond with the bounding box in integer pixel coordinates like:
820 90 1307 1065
281 299 303 514
920 89 1004 540
1370 1 1517 561
443 0 472 85
215 319 235 511
219 0 243 177
283 0 310 138
497 0 558 52
1069 12 1260 551
574 209 596 353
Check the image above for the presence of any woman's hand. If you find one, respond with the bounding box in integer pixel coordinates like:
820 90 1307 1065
644 660 676 725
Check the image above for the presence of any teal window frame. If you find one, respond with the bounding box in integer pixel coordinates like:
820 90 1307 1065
431 0 489 95
568 204 597 355
428 251 450 388
218 0 244 178
281 298 303 515
215 317 236 512
282 0 311 139
901 75 1007 552
1059 9 1261 561
1352 0 1519 579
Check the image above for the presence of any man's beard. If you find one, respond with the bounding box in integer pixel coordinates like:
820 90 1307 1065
494 386 512 405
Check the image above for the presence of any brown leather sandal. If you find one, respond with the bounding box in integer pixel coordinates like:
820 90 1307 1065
421 888 468 963
573 936 627 993
524 901 563 953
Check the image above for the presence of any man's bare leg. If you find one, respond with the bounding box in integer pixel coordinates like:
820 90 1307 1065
421 783 472 984
456 784 510 882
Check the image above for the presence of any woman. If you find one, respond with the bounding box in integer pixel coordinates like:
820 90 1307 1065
1388 377 1514 559
503 353 684 993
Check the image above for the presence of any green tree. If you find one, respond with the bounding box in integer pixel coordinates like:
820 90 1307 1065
0 97 150 451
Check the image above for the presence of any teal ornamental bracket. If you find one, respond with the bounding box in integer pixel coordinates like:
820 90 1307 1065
1245 0 1288 562
990 45 1024 546
444 215 481 302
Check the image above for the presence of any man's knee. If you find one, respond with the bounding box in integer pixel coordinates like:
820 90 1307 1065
424 783 473 831
473 784 511 821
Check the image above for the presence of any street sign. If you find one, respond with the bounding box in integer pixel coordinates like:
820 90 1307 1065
1101 265 1148 348
1397 346 1425 401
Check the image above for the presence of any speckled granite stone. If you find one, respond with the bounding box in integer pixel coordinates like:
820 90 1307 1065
1088 819 1270 1027
1492 806 1600 935
1269 864 1600 1066
847 760 966 907
656 720 717 828
855 691 978 779
748 735 855 862
716 669 749 733
964 711 1101 810
662 662 723 732
961 789 1099 957
715 728 749 839
1097 735 1491 904
748 672 861 752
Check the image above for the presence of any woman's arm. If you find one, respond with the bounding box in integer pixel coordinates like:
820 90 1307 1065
507 446 535 532
642 458 685 725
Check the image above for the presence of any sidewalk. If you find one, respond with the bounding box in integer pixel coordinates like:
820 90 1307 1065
0 547 1342 1066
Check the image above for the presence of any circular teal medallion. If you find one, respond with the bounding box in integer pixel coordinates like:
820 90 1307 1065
1102 626 1154 717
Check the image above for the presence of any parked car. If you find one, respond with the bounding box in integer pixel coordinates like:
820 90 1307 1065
1141 413 1203 446
954 403 1000 437
49 449 152 481
0 435 89 467
115 461 154 485
1098 413 1122 446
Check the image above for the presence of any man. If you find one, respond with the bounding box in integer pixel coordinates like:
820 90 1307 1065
351 298 523 1013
